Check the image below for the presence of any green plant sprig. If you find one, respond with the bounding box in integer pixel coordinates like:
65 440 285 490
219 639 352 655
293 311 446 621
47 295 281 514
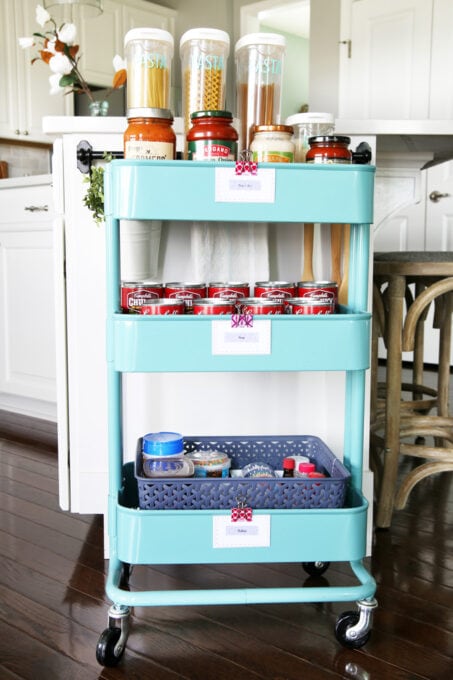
83 153 113 224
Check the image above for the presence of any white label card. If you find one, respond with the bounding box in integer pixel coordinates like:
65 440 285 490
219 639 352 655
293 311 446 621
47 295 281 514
213 515 271 548
215 167 276 203
212 320 271 355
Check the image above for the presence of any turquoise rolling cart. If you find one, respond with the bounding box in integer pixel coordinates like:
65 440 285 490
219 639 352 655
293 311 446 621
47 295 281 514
96 160 378 667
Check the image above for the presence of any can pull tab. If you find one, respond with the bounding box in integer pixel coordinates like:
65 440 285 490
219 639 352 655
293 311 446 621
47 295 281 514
231 497 253 522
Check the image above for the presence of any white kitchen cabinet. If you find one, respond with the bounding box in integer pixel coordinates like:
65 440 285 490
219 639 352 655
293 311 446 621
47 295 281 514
0 0 72 142
339 0 453 120
77 0 176 88
0 176 57 420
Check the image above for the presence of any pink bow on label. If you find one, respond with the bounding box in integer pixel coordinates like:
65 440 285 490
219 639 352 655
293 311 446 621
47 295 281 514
231 506 253 522
235 160 258 176
231 313 254 328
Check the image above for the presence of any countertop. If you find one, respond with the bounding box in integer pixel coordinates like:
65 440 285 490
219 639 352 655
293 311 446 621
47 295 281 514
0 174 52 188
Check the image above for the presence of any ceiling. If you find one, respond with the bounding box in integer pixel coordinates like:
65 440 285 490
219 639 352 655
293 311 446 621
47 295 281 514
258 1 310 39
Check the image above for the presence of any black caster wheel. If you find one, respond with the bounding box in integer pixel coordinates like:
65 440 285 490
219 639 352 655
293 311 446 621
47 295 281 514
302 561 330 577
335 610 371 649
96 627 124 667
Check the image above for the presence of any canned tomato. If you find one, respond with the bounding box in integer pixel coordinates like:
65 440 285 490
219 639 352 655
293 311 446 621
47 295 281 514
240 297 284 314
208 281 250 300
192 299 235 315
164 282 207 312
254 281 296 301
121 281 163 312
286 298 335 315
139 299 185 315
297 280 338 306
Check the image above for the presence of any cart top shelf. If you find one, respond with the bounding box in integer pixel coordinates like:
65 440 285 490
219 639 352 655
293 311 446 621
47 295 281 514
105 160 375 224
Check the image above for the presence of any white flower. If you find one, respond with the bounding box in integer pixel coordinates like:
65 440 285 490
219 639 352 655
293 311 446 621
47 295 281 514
49 73 64 95
58 23 77 46
36 4 51 27
112 54 126 72
19 36 34 49
49 52 73 75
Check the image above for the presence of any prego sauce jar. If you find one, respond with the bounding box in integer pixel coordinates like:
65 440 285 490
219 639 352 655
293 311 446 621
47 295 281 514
305 135 352 164
124 108 176 160
187 110 238 161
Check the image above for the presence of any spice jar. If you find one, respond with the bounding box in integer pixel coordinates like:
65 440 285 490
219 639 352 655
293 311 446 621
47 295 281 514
285 112 335 162
187 110 238 161
250 124 294 163
124 28 174 110
305 135 352 164
124 108 176 160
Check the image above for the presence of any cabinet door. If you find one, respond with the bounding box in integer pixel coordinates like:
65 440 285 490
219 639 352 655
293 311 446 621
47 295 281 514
0 0 71 141
77 0 123 87
121 0 176 33
429 0 453 118
0 183 57 415
339 0 432 119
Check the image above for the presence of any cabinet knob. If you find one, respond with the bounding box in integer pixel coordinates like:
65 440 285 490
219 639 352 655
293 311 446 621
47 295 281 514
429 190 450 203
24 205 49 212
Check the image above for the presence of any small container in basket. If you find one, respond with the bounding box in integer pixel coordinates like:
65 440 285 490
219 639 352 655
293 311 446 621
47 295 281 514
134 435 350 510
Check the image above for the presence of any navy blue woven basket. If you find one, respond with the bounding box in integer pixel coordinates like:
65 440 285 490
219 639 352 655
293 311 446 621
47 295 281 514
134 435 350 510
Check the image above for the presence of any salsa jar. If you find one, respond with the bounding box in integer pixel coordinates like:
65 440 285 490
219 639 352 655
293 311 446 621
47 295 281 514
305 135 352 164
250 124 294 163
187 110 238 161
124 108 176 160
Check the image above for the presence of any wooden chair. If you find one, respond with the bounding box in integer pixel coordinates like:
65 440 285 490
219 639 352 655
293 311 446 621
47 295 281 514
371 252 453 528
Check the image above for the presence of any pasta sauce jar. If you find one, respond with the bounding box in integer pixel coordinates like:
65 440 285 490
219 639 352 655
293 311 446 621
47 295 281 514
305 135 352 164
124 108 176 160
187 110 238 161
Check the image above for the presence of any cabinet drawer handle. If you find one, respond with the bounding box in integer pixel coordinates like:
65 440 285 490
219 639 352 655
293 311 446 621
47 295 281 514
24 205 49 212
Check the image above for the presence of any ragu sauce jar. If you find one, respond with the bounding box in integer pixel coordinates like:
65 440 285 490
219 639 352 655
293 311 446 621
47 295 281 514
124 108 176 160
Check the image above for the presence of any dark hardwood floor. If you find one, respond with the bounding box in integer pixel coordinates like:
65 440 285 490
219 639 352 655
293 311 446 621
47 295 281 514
0 409 452 679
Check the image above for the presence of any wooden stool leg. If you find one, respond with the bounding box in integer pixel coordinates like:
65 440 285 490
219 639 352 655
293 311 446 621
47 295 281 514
437 292 453 418
375 274 406 528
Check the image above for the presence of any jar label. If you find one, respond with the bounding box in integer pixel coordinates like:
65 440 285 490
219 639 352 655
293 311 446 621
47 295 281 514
188 140 237 161
125 141 174 161
252 150 294 163
189 54 225 71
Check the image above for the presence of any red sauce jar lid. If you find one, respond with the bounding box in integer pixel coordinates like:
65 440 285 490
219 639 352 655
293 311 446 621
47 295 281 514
190 110 233 120
308 135 351 144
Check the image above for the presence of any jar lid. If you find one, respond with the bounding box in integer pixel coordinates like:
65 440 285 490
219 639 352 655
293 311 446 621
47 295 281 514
235 32 286 52
285 112 334 126
124 27 174 54
180 27 230 51
142 432 184 456
309 135 351 144
127 107 173 120
190 110 233 120
252 124 294 134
